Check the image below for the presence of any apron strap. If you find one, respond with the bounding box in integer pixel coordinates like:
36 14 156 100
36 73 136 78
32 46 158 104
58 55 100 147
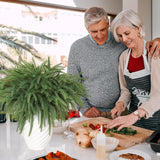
124 40 150 78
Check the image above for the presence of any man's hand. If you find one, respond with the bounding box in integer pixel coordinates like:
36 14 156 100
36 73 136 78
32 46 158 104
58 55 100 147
146 38 160 59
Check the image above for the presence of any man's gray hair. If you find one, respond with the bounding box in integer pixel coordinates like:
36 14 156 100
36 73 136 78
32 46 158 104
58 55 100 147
84 7 109 28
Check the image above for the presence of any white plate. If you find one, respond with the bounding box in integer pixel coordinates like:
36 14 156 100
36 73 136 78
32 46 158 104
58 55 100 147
109 149 151 160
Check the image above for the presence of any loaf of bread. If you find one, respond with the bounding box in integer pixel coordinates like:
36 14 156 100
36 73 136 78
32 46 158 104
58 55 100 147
75 129 91 148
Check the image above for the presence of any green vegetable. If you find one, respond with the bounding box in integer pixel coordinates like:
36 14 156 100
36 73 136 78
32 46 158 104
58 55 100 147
105 127 137 136
82 123 87 127
109 133 114 137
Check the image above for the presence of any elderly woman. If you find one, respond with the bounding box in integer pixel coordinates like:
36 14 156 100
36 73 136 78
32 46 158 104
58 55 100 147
107 9 160 131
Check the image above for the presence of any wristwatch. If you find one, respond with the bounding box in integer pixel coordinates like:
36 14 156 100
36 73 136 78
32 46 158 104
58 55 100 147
133 110 141 120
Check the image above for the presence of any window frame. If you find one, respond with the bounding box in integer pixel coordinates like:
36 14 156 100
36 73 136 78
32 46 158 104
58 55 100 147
0 0 116 18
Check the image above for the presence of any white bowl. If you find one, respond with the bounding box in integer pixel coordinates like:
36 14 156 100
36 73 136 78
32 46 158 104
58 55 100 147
52 120 68 134
91 136 119 152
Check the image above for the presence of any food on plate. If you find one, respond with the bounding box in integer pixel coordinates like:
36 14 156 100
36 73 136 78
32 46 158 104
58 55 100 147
37 151 74 160
119 153 144 160
75 128 91 148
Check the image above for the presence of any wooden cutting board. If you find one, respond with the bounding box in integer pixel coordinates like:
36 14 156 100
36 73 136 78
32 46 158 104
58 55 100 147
70 117 153 150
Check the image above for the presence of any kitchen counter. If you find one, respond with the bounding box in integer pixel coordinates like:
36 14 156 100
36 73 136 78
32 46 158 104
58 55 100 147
0 116 159 160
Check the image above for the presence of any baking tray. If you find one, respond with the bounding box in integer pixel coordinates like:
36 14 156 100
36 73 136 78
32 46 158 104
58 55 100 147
33 153 78 160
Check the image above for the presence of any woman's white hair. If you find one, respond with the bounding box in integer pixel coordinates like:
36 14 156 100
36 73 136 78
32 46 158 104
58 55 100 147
84 7 109 29
111 9 145 42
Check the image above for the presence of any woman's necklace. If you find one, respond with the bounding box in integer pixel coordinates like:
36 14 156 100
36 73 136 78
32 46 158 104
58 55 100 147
131 40 144 58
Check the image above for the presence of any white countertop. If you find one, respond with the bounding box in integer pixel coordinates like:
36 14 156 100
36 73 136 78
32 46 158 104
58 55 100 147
0 116 159 160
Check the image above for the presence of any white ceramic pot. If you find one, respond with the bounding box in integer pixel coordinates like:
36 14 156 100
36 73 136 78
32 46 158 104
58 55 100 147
22 116 53 150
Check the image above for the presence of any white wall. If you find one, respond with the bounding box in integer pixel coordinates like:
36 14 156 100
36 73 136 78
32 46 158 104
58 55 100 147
138 0 151 41
152 0 160 39
123 0 138 11
122 0 151 41
73 0 122 15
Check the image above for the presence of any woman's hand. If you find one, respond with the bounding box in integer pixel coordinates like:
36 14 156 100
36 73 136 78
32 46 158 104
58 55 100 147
110 101 124 119
146 38 160 59
107 113 139 131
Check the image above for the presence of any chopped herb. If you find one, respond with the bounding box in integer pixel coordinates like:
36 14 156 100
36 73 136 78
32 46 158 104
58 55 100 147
82 123 87 127
110 133 114 137
105 127 137 136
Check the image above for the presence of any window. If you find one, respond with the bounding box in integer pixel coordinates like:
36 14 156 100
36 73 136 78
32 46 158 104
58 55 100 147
0 1 115 71
22 36 27 43
28 36 33 44
35 37 40 44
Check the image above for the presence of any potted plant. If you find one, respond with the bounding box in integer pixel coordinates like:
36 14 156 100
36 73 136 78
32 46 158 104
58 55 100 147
0 58 87 150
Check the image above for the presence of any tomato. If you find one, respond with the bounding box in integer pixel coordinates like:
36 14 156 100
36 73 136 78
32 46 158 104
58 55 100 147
102 124 107 132
96 124 108 133
66 110 80 119
102 124 107 129
95 124 101 129
89 123 108 133
74 111 80 117
68 112 74 118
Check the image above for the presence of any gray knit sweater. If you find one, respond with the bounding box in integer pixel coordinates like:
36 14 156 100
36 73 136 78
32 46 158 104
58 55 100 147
67 32 126 113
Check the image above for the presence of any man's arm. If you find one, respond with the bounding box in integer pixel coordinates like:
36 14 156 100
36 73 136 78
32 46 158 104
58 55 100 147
67 44 90 113
146 38 160 59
